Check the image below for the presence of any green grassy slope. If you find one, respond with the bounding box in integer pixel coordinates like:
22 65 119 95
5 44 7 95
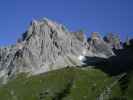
0 67 132 100
125 72 133 100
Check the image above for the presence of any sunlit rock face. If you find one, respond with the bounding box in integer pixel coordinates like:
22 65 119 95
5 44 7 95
86 32 115 58
0 18 87 82
0 18 116 84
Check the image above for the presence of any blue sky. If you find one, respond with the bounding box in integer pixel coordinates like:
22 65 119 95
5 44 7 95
0 0 133 46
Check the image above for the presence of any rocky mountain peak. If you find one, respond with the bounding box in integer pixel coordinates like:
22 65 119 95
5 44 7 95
104 33 122 49
91 32 102 41
0 18 88 83
22 18 68 41
0 18 116 84
86 32 115 58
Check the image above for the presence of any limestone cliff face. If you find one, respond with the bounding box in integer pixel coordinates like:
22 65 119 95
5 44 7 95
86 32 115 58
0 18 116 84
0 18 87 82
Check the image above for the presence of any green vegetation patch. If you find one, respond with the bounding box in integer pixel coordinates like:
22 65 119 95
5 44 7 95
0 67 127 100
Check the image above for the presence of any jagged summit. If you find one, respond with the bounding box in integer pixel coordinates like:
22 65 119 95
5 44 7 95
104 33 122 50
86 32 115 58
22 18 68 41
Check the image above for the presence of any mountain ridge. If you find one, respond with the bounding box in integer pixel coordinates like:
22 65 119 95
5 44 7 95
0 18 133 100
0 18 127 84
0 18 88 84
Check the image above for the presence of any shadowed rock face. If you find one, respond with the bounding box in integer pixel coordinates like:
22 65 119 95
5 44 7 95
83 39 133 76
104 33 123 50
0 18 87 83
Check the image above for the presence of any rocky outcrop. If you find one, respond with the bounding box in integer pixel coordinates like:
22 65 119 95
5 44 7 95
0 18 88 83
104 33 123 50
87 32 115 58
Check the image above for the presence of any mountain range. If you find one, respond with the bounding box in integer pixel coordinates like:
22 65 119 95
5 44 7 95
0 18 133 100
